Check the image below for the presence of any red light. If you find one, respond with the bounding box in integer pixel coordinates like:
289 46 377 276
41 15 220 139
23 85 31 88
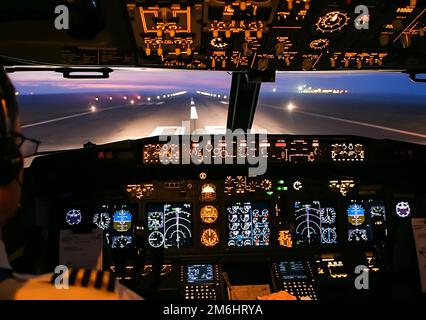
275 142 286 147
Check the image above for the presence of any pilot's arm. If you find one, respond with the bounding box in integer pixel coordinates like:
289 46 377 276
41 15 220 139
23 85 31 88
0 268 143 300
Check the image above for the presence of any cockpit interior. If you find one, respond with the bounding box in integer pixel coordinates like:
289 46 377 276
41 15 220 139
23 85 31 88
1 0 425 302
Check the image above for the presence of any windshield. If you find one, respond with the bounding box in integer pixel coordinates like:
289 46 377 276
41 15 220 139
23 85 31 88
253 72 426 145
10 69 426 153
10 69 231 152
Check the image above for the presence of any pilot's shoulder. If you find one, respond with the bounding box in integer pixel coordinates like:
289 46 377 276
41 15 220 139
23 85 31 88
9 268 141 300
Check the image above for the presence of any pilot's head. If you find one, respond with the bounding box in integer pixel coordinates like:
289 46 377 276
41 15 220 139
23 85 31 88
0 68 23 226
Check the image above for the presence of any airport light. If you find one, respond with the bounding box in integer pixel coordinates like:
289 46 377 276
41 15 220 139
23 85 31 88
137 96 141 100
130 100 135 105
287 103 296 112
157 96 161 99
124 96 128 100
273 88 277 92
95 97 99 101
15 91 19 96
147 97 151 101
91 105 97 112
109 96 113 100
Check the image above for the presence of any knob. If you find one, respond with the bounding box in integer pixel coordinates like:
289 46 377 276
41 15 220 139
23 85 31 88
159 7 172 22
225 29 232 38
275 42 285 56
157 46 163 56
377 59 383 66
145 47 151 56
344 58 349 68
368 57 374 66
379 34 390 47
240 1 247 11
212 29 219 38
392 19 404 32
245 30 251 39
285 56 291 67
401 33 411 48
212 58 216 68
256 30 263 39
258 58 269 71
305 0 311 10
175 47 181 55
186 47 192 55
330 58 336 68
222 59 227 68
242 42 251 56
169 29 176 38
157 29 163 38
302 58 313 71
356 59 362 69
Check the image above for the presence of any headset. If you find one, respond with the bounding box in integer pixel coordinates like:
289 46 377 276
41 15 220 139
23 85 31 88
0 69 23 186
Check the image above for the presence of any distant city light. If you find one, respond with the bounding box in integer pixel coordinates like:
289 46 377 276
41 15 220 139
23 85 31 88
163 95 166 98
109 97 113 100
273 88 277 92
15 92 19 96
124 96 128 100
91 105 96 112
95 97 99 101
298 84 348 94
157 96 160 99
130 100 135 105
137 96 141 100
147 97 151 101
224 95 227 99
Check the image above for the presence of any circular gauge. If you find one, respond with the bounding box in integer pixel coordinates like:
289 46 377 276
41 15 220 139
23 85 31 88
148 231 164 248
260 179 272 191
210 37 229 49
396 202 411 218
229 223 239 231
347 204 365 226
371 206 386 217
112 235 132 249
321 227 337 244
309 38 330 50
348 229 368 242
93 212 111 230
200 205 219 224
201 229 219 247
316 11 350 34
66 209 82 226
240 214 250 222
148 211 164 229
320 208 336 224
163 208 192 249
228 214 238 223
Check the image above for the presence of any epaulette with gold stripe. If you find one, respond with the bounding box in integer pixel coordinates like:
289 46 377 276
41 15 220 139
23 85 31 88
50 269 116 293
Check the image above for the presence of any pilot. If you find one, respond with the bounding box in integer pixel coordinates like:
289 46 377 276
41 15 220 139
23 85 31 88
0 68 142 300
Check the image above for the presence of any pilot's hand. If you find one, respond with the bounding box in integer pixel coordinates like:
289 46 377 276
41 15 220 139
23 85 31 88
257 290 297 300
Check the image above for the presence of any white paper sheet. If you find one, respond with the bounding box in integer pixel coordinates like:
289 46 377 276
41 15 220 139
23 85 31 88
412 218 426 293
59 229 103 270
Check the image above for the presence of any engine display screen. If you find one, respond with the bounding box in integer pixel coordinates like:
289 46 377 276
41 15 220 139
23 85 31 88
187 264 215 284
277 261 309 280
147 203 192 249
294 201 337 245
226 201 270 248
346 199 386 242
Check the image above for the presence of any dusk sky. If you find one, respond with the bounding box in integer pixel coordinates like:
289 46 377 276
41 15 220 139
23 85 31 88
9 69 426 96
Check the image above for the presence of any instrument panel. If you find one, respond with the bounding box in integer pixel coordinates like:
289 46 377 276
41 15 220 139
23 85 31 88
31 134 426 300
1 1 426 72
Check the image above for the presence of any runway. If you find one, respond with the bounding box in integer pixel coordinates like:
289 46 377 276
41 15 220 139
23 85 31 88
17 91 426 153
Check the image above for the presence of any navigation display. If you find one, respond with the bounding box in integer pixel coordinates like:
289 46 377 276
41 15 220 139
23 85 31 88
346 199 386 242
294 201 337 245
226 201 270 248
147 203 192 249
187 264 215 284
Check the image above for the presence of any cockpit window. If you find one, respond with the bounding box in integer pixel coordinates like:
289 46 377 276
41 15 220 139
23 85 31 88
10 69 231 153
253 72 426 145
